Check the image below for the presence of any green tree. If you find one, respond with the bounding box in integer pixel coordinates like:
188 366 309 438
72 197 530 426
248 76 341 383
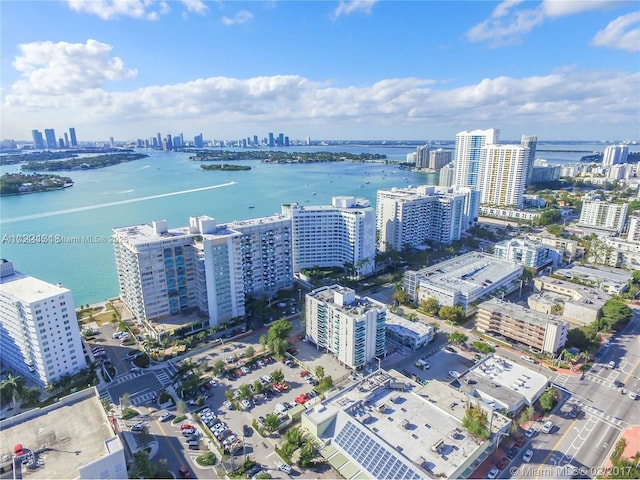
238 384 252 400
264 413 280 433
20 387 41 406
421 297 440 316
545 224 564 236
539 387 557 412
272 369 285 383
448 332 468 345
212 359 226 376
252 380 264 395
462 404 490 441
317 375 334 394
129 449 157 479
267 319 293 344
285 427 304 447
314 366 325 380
0 373 26 408
245 345 255 359
471 341 495 354
392 283 409 306
101 398 115 416
439 305 465 322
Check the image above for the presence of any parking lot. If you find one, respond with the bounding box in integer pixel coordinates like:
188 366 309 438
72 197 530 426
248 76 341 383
183 339 351 477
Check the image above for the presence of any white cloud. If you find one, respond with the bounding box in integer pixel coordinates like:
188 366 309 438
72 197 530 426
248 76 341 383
181 0 208 15
592 11 640 52
2 41 638 139
467 0 635 48
221 10 253 26
67 0 167 20
333 0 377 19
541 0 627 18
466 7 544 46
9 39 137 98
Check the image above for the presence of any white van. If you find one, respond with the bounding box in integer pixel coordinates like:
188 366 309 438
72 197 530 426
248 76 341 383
275 403 287 415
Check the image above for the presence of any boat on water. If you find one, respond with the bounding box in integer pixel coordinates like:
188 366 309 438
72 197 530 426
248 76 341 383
312 192 317 195
248 205 255 209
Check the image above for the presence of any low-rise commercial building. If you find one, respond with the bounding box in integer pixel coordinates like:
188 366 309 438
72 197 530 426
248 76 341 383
385 312 435 350
0 388 127 479
476 298 568 354
403 252 523 309
553 265 632 295
301 370 511 480
459 355 549 412
528 277 609 326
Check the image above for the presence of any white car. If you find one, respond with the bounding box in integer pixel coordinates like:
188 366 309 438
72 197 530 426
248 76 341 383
524 428 536 438
487 467 499 479
629 392 638 400
448 370 461 379
278 463 292 473
541 420 553 434
522 449 533 462
158 411 171 422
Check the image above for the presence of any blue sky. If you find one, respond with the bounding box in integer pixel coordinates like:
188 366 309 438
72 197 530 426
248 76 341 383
1 0 639 142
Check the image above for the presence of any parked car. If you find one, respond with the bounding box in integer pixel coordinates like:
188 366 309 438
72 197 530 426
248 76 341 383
245 464 262 477
524 428 536 438
487 467 499 479
180 423 196 431
522 449 534 463
515 436 526 447
158 411 172 422
241 399 252 410
497 457 509 470
506 446 519 459
278 463 292 474
541 421 553 434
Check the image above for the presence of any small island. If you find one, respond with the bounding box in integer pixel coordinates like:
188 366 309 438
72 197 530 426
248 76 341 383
187 149 387 163
21 152 149 171
0 173 74 196
200 164 252 171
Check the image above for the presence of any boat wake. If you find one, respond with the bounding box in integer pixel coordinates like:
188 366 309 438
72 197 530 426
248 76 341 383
1 182 238 224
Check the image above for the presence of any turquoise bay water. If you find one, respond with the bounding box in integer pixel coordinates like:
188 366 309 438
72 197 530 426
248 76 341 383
1 142 637 306
0 146 435 305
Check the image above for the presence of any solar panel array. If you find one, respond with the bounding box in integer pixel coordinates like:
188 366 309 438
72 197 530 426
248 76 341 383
334 420 422 480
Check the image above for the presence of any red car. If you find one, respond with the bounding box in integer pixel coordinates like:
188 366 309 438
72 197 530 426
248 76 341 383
515 436 526 447
180 424 195 431
300 370 310 378
295 394 309 404
497 457 509 470
235 368 244 376
178 466 192 478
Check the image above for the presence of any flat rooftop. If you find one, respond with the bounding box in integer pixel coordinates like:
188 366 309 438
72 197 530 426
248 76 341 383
478 298 566 328
0 270 70 304
309 285 385 317
0 389 121 480
465 355 548 407
535 276 609 308
305 371 506 479
413 253 521 295
553 265 631 292
112 223 193 245
386 311 434 337
224 213 289 229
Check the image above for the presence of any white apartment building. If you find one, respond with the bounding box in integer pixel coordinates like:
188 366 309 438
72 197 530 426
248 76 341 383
305 285 386 369
224 214 293 297
438 162 455 187
478 144 528 208
602 144 629 167
493 238 557 272
283 196 376 278
578 199 628 233
476 298 568 354
628 215 640 242
415 145 429 168
0 260 87 388
452 128 499 188
113 217 246 329
376 185 466 252
429 148 452 170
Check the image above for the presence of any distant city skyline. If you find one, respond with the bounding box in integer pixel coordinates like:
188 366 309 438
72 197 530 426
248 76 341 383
1 1 639 141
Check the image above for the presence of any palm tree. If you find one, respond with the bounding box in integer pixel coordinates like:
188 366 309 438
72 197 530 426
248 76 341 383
272 369 285 384
314 366 325 380
0 373 25 408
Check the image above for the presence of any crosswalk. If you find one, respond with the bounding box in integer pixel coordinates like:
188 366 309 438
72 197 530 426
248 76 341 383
569 397 626 428
154 366 175 386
